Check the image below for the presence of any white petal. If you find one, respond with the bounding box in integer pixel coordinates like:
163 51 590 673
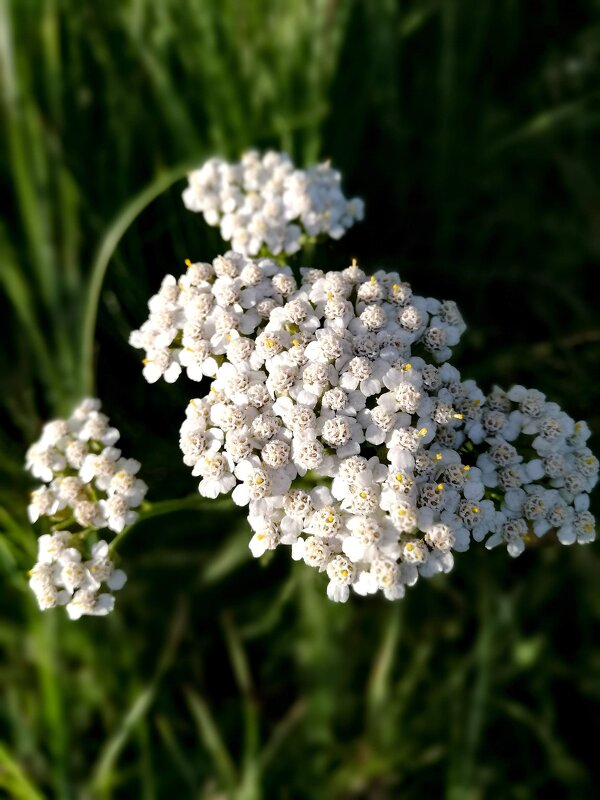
164 363 182 384
107 569 127 591
232 483 250 506
249 535 269 558
326 582 349 603
291 539 305 560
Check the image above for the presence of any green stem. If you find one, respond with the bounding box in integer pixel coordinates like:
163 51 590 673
50 516 76 532
108 494 232 555
80 156 207 397
31 611 71 800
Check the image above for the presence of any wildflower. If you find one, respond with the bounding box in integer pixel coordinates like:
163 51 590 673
182 151 364 256
28 534 127 619
25 399 145 618
132 255 596 604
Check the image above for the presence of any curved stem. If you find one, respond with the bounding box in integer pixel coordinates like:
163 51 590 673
108 494 233 555
80 155 207 397
50 515 75 532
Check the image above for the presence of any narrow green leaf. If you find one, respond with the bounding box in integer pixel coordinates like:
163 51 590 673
0 3 56 310
0 225 58 397
0 743 45 800
155 715 197 791
221 613 260 795
90 684 156 795
489 94 600 155
199 525 250 586
186 688 238 793
259 699 306 771
366 605 402 729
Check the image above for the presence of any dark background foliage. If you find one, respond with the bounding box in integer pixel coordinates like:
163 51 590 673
1 1 599 798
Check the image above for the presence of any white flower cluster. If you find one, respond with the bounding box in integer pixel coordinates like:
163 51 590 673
29 535 127 619
168 257 486 601
25 398 146 617
129 252 297 385
465 385 598 556
133 255 597 602
182 151 364 256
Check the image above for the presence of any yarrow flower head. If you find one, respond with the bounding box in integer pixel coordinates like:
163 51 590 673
129 252 296 385
29 535 127 619
131 254 597 605
182 151 364 256
468 385 599 555
25 398 146 617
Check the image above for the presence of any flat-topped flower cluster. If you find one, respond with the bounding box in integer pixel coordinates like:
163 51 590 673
131 253 598 602
471 386 597 555
25 399 146 616
182 151 364 256
29 535 126 619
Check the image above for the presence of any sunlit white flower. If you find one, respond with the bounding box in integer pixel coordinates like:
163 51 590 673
25 401 146 618
130 254 598 605
183 151 364 256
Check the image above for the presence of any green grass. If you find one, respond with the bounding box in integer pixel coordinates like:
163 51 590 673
1 0 600 797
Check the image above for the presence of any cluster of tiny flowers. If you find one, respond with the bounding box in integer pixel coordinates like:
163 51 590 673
131 252 598 601
168 258 491 602
129 252 296 385
28 535 126 619
465 385 598 556
182 151 364 256
25 399 146 616
132 256 597 602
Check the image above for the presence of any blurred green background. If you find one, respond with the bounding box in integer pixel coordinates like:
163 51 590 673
1 1 600 798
